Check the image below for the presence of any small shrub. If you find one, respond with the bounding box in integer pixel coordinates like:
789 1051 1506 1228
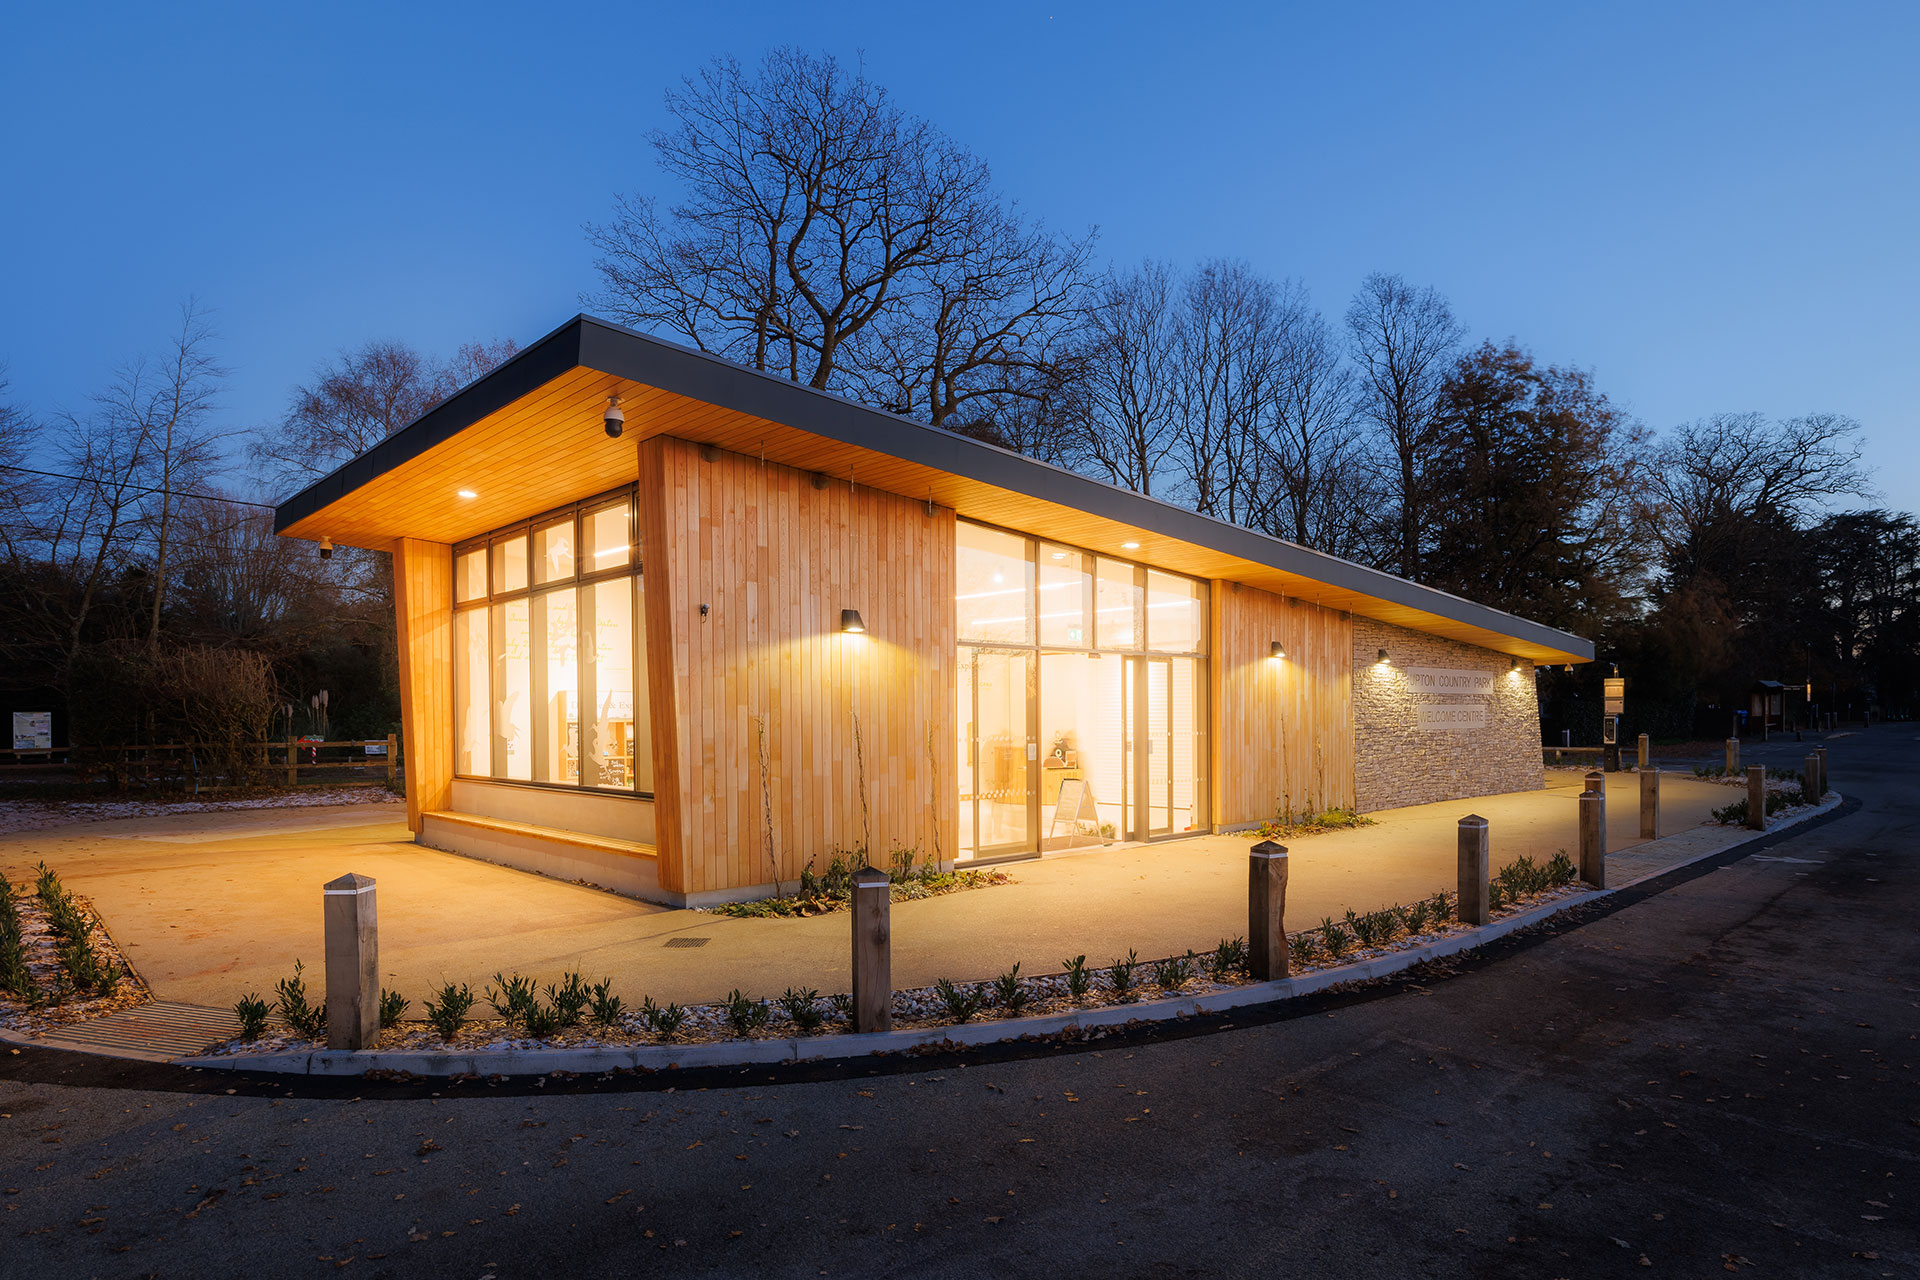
1711 798 1748 826
1063 955 1091 1001
588 979 625 1028
486 972 538 1023
1288 930 1318 969
1546 851 1576 887
1209 936 1248 978
1402 899 1430 934
1431 891 1450 923
779 986 825 1033
275 961 326 1041
423 982 475 1040
234 992 272 1040
991 963 1030 1014
827 992 853 1022
518 999 563 1040
379 988 409 1029
545 972 590 1029
1152 956 1192 991
1108 949 1140 1000
1320 917 1352 959
1487 881 1506 912
724 988 771 1035
933 977 984 1022
641 996 686 1039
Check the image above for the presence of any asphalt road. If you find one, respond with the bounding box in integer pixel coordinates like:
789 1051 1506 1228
2 730 1915 1278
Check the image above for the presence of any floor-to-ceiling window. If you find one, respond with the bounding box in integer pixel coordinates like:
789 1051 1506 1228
453 488 652 796
956 520 1207 859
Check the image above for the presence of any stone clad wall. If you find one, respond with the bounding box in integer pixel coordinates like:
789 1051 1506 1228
1351 616 1545 812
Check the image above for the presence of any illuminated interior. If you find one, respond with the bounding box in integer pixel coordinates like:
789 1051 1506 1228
452 487 652 794
956 518 1206 859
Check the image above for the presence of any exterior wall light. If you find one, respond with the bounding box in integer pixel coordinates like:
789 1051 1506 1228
1509 657 1520 671
319 536 333 561
1376 648 1389 664
1270 641 1285 660
841 609 866 634
604 394 625 439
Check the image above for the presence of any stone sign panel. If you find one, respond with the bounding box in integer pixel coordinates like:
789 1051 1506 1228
1417 703 1490 732
1405 666 1498 695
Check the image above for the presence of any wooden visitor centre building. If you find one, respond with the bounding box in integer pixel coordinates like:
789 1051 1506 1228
274 316 1594 907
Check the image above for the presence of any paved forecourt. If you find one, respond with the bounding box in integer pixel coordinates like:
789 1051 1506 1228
0 769 1734 1011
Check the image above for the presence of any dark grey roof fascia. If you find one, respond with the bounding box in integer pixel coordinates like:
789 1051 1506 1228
275 314 1594 662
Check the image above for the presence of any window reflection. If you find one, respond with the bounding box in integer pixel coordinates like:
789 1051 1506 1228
957 523 1032 645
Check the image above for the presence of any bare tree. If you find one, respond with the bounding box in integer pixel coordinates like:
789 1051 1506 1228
586 47 1092 419
848 202 1096 425
1169 261 1289 523
253 337 519 493
1257 304 1372 557
1070 261 1182 495
1650 411 1872 550
1345 272 1464 579
104 301 228 648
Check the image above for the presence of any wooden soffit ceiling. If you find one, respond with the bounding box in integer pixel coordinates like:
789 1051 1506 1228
275 316 1595 666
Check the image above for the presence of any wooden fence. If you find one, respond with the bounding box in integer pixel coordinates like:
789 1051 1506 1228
0 736 401 789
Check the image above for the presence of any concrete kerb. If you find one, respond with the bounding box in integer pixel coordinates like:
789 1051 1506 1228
142 792 1836 1078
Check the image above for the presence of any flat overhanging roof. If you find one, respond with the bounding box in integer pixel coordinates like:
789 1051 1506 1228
274 315 1595 666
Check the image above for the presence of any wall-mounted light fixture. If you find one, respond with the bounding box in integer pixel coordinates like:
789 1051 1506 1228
1270 641 1285 660
1509 657 1520 671
319 536 334 561
1376 648 1389 664
841 609 866 634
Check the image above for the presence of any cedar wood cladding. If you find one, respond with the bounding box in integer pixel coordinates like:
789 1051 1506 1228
641 435 956 896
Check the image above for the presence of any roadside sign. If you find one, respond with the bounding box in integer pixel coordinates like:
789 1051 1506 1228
1603 676 1625 716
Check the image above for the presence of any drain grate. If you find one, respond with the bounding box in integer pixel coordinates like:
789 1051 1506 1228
35 1001 241 1061
662 936 711 948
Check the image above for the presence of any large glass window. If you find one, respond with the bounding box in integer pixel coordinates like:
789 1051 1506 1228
1147 569 1205 653
957 523 1032 645
452 488 652 795
956 520 1207 857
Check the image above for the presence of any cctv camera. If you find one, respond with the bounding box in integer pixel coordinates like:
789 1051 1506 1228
319 536 334 561
605 394 625 439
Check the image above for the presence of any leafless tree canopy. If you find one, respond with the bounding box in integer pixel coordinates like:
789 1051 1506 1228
1344 272 1465 578
1649 410 1872 549
585 47 1095 424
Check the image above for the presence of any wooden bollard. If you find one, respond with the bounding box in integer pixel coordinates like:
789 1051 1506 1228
1725 738 1740 774
851 866 891 1033
385 732 397 783
1579 782 1606 887
286 736 298 788
1457 815 1490 926
1636 733 1649 770
1814 747 1828 798
323 872 379 1050
1804 753 1819 803
1248 841 1290 980
1639 767 1660 840
1745 765 1766 831
1584 769 1604 797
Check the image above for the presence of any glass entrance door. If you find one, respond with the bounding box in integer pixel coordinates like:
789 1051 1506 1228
959 646 1034 858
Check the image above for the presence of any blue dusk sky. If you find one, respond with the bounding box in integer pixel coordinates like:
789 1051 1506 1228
2 2 1915 509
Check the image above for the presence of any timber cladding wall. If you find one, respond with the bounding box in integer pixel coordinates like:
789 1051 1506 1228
1210 583 1355 827
640 435 957 898
1351 616 1543 811
392 537 454 832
